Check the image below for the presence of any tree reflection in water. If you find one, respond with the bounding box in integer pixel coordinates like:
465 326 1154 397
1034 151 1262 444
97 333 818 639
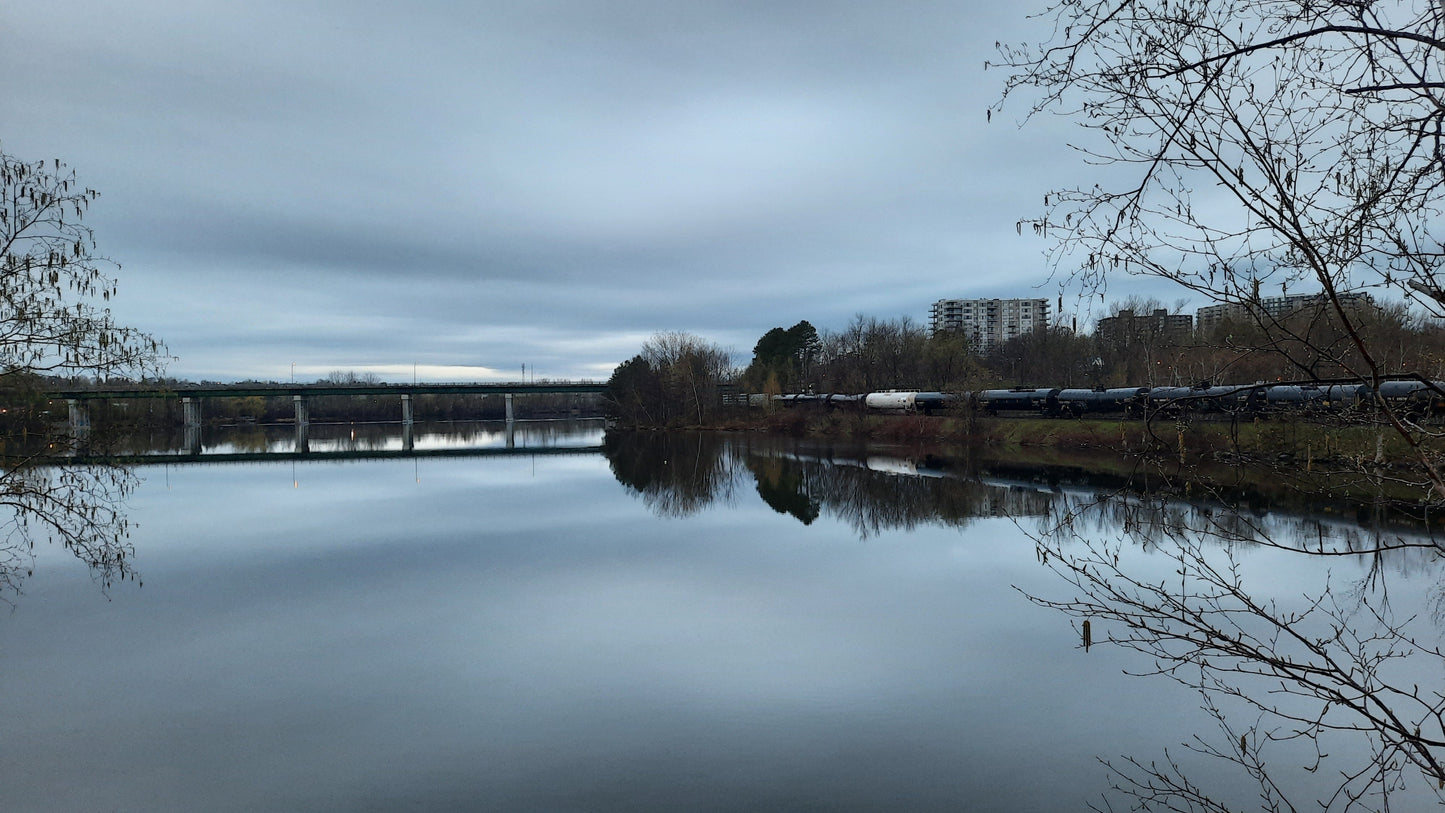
604 430 1056 536
1027 480 1445 811
604 430 1445 810
604 431 743 517
0 458 139 601
748 454 820 525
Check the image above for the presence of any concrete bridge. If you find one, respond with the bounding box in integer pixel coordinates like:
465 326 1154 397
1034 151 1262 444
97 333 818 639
66 443 605 467
50 381 607 454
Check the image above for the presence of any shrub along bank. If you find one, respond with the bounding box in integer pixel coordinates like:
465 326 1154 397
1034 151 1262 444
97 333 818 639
710 410 1437 483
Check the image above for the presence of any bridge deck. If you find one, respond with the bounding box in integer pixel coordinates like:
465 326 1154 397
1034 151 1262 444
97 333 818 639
64 444 605 466
49 382 606 400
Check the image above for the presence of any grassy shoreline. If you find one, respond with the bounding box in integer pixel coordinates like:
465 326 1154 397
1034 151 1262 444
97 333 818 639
688 409 1444 506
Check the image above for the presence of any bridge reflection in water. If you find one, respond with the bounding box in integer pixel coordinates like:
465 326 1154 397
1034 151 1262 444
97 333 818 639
65 418 607 465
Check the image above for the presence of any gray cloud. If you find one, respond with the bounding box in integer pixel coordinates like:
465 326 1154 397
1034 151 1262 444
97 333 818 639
1 1 1098 381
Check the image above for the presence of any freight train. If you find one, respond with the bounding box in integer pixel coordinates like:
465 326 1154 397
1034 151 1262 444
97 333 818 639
753 379 1445 419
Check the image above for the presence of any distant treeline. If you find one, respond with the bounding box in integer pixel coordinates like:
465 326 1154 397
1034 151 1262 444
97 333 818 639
605 299 1445 428
737 300 1445 395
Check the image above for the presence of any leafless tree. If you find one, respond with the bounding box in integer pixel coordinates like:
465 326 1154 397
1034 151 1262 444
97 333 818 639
814 315 981 393
2 151 165 381
996 0 1445 499
992 2 1445 807
605 331 734 427
0 148 167 598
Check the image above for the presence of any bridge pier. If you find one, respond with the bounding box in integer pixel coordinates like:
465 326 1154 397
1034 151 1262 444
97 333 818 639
505 392 514 423
294 395 310 453
182 397 202 430
293 395 309 429
401 394 414 451
181 397 203 454
67 398 90 436
184 422 203 456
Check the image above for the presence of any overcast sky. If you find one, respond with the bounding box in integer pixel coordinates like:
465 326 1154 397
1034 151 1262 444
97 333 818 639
1 1 1165 382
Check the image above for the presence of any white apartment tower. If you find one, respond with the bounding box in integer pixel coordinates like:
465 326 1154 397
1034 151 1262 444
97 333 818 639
930 297 1051 352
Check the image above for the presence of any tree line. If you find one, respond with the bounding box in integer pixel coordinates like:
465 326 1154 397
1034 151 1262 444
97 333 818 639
605 294 1445 427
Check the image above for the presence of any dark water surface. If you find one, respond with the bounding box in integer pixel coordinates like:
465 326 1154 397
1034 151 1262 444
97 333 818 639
2 422 1438 811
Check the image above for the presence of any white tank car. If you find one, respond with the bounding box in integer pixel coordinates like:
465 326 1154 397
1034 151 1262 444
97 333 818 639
864 390 918 412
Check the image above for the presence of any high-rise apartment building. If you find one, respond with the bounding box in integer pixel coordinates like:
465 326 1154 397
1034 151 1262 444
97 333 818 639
929 297 1051 352
1195 292 1373 333
1095 308 1194 346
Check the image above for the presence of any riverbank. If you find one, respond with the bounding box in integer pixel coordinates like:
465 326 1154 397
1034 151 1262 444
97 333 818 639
717 409 1414 459
693 409 1445 506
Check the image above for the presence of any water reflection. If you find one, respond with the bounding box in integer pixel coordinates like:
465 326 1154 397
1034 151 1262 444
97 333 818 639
7 450 1167 812
603 431 1438 552
75 419 606 462
604 431 741 517
1024 488 1445 810
0 455 140 601
10 426 1445 810
602 431 1445 808
606 432 1061 537
3 420 605 600
749 453 820 524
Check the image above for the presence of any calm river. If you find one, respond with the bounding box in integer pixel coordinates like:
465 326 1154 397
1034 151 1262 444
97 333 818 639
2 420 1440 811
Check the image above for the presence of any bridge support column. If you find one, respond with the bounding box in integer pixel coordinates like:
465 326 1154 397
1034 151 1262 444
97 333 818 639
293 395 310 428
184 423 203 456
182 397 201 429
505 392 514 423
67 399 90 436
401 393 413 425
402 421 414 452
294 395 310 453
181 397 202 455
